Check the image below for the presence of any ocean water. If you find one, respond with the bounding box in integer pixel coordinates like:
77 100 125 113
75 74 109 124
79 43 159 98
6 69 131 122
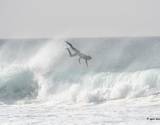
0 37 160 125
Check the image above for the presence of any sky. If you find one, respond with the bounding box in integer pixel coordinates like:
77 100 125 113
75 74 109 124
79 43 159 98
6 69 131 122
0 0 160 38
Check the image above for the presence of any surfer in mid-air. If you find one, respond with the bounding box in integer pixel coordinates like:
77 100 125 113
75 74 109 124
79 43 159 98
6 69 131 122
65 41 92 67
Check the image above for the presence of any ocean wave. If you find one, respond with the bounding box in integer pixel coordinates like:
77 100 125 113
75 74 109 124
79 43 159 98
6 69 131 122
45 69 160 104
0 66 38 104
0 38 160 104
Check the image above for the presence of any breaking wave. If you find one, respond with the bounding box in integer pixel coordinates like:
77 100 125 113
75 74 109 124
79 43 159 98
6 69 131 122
0 37 160 104
0 66 38 104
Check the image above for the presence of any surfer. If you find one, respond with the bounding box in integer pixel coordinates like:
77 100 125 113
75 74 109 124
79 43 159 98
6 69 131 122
65 41 92 67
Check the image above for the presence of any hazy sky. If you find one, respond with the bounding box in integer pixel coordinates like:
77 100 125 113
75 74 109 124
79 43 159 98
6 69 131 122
0 0 160 38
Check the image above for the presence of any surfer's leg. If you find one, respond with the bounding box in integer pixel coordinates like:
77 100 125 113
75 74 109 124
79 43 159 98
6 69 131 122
79 57 81 64
66 48 77 57
85 59 88 67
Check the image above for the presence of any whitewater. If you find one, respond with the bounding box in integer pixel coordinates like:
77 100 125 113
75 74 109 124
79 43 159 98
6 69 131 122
0 37 160 125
